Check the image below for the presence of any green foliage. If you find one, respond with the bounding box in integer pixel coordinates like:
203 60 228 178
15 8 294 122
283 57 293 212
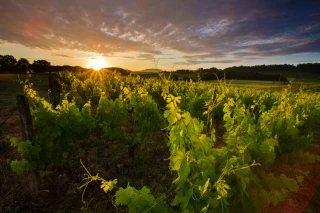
118 85 164 144
115 185 169 213
10 82 95 173
132 95 163 143
96 96 129 142
164 93 260 212
9 72 320 212
80 160 170 213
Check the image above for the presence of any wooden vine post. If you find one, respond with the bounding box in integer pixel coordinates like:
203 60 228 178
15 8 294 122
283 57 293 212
127 110 137 161
48 74 61 109
48 75 73 184
17 94 41 194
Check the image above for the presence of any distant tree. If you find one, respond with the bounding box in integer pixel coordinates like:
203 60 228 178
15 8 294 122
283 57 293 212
107 67 130 76
207 67 220 72
223 64 297 73
0 55 17 71
176 69 192 73
202 72 219 81
30 60 51 73
33 60 50 67
0 55 3 70
170 74 179 81
16 58 30 72
183 76 193 82
74 66 84 72
297 63 320 74
201 70 288 82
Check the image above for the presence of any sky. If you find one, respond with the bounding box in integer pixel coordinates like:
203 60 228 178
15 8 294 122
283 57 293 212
0 0 320 71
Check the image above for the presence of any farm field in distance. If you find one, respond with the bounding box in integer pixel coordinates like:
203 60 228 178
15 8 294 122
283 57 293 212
1 70 320 213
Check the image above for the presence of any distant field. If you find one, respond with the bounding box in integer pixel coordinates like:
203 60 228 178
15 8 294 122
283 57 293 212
206 80 286 88
130 71 197 79
0 73 49 107
206 79 320 88
132 70 320 83
257 71 320 82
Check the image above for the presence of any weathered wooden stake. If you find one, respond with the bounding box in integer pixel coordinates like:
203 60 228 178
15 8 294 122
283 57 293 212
49 74 61 108
128 144 138 161
48 76 72 183
17 95 41 194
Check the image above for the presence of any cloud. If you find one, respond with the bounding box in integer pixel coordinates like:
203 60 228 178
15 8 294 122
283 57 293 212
0 39 8 45
175 59 239 65
297 60 320 63
52 53 75 58
135 53 155 61
0 0 319 65
135 53 176 61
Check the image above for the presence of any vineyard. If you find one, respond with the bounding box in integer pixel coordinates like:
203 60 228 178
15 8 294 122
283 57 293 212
1 70 320 212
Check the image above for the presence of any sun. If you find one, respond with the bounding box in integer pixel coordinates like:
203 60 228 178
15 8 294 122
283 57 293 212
87 57 108 70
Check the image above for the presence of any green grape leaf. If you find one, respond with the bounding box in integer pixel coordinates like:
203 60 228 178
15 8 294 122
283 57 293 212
179 158 190 182
180 188 193 211
170 150 185 171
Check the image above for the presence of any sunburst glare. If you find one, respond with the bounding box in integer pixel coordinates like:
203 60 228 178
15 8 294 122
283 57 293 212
87 68 113 81
87 56 108 70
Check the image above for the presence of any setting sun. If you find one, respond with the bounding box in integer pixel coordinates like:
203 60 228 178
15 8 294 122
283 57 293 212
87 57 108 70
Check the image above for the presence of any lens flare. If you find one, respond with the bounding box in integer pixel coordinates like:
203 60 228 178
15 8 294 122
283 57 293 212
87 57 107 70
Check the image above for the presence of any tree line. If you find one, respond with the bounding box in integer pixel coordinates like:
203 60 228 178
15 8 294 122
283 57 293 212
0 54 319 74
166 64 320 74
0 54 56 73
0 54 89 73
223 64 320 74
0 54 132 75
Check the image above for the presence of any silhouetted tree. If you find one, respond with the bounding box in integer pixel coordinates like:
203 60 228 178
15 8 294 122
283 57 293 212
208 67 220 72
107 67 130 76
0 55 3 70
170 74 179 81
16 58 30 72
30 60 51 73
0 55 17 71
201 70 288 82
183 76 193 82
223 64 297 72
297 63 320 74
176 69 193 73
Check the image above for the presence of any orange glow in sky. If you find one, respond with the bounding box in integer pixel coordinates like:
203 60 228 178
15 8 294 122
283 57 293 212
87 57 108 70
1 0 320 71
